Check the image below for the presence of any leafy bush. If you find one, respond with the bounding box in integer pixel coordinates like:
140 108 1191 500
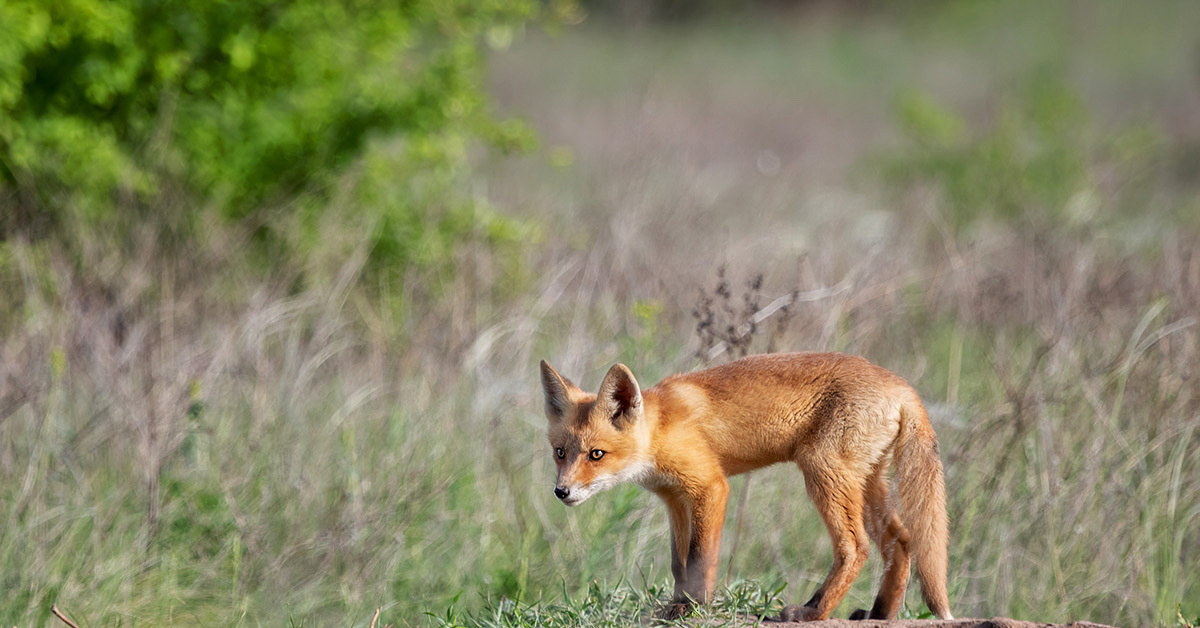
0 0 539 265
880 75 1160 234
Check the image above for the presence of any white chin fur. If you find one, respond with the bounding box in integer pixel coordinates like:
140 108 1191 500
560 488 594 506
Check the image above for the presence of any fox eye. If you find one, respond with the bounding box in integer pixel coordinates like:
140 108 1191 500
589 449 605 461
555 447 565 459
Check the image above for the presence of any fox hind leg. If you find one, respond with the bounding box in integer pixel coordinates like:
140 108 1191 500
780 467 871 622
849 462 911 620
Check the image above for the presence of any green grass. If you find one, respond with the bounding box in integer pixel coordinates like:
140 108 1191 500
4 1 1200 626
426 580 787 628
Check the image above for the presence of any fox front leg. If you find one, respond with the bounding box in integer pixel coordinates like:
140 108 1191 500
655 491 694 620
683 478 729 604
655 478 730 619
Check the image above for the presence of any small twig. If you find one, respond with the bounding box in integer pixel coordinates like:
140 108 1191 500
51 606 82 628
705 280 853 361
369 608 380 628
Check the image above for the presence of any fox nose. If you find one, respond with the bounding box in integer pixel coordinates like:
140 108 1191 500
554 486 570 500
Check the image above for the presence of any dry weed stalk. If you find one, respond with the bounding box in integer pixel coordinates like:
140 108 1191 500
692 263 854 364
50 606 81 628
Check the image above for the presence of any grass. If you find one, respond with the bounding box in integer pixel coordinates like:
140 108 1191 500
3 1 1200 626
425 580 787 628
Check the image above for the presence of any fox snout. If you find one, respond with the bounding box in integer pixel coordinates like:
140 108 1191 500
553 482 591 506
554 484 581 505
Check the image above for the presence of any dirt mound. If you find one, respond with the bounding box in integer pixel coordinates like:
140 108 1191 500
764 619 1117 628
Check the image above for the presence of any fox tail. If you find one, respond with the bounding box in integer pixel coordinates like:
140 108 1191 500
893 393 953 620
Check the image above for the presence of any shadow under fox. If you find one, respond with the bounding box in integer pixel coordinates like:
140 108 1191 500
539 352 952 621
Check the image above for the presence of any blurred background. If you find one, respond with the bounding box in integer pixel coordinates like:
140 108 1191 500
2 0 1198 626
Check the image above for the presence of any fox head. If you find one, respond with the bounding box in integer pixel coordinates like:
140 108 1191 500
539 360 654 506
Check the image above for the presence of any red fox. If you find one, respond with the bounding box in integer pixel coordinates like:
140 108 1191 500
539 352 952 621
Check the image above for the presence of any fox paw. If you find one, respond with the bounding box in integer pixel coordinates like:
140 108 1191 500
653 600 693 622
849 608 869 620
779 604 825 622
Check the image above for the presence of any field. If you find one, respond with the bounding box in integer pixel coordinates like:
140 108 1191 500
3 2 1199 627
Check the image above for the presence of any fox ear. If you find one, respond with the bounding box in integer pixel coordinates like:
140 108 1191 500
596 363 642 428
540 360 576 421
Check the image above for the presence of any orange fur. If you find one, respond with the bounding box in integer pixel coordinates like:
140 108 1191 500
539 352 952 621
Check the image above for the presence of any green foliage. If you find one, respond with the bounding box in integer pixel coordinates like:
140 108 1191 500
1176 604 1198 628
880 74 1157 233
438 580 784 628
617 299 671 374
0 0 538 268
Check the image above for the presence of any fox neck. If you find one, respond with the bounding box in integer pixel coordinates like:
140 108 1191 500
624 390 675 488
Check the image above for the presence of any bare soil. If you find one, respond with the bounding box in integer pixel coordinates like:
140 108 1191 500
763 619 1118 628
